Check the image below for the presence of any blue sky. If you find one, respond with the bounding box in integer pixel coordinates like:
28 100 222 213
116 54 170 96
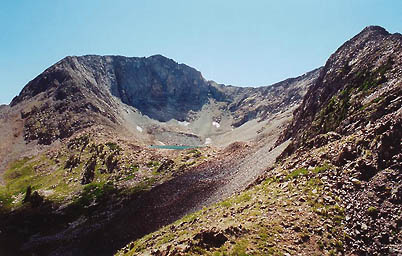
1 0 401 104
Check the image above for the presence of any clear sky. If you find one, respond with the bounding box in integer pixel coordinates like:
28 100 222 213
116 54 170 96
1 0 401 104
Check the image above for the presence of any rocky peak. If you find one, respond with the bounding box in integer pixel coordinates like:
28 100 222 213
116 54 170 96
358 25 390 37
278 25 402 148
10 54 224 122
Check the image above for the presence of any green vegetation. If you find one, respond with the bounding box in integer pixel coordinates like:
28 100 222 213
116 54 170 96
64 182 116 217
146 161 160 168
3 157 35 193
219 200 233 208
0 157 45 210
316 87 351 133
178 211 199 224
231 239 250 256
0 156 81 210
356 59 392 92
106 142 122 152
0 135 145 211
188 149 202 158
125 177 157 195
312 163 331 174
359 95 385 111
235 191 252 204
311 59 393 137
124 164 140 181
129 164 139 172
73 182 115 207
367 206 378 216
286 167 308 180
0 187 13 211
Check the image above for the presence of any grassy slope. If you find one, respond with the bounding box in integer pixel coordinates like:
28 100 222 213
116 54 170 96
0 133 211 214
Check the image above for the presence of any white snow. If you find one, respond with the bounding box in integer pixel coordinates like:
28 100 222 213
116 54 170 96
178 121 190 126
136 126 143 132
212 121 220 128
205 138 212 144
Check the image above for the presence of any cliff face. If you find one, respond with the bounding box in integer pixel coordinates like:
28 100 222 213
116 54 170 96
11 55 230 123
11 55 223 121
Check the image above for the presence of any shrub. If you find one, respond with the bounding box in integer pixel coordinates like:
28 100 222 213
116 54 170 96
367 206 378 216
105 142 121 152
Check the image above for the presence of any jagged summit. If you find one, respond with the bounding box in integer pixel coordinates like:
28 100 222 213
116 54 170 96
359 25 389 36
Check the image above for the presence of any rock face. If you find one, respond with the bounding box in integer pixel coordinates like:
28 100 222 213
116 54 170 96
11 54 225 122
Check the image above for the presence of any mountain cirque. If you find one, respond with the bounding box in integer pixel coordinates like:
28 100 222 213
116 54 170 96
0 26 401 256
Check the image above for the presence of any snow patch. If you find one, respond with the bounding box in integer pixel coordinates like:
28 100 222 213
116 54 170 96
136 126 143 132
178 121 190 126
205 138 212 145
212 121 220 128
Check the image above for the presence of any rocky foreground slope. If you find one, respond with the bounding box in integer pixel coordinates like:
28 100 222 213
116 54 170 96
116 26 402 255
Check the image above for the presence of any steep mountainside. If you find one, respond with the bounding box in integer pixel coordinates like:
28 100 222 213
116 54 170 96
117 26 402 256
274 25 402 254
280 25 402 147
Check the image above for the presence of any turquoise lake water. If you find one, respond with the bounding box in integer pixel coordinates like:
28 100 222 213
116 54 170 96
150 145 202 150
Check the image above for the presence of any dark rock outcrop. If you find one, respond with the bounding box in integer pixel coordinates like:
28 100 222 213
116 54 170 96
23 186 44 208
194 229 228 248
81 155 97 184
